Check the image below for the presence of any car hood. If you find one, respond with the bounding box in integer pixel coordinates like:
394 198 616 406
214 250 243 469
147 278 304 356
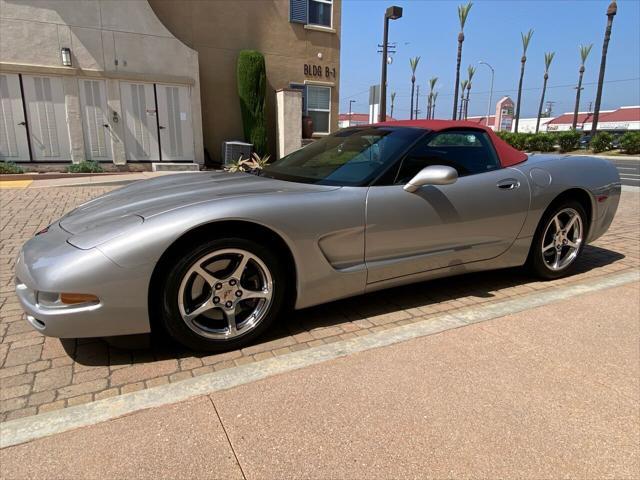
59 171 339 234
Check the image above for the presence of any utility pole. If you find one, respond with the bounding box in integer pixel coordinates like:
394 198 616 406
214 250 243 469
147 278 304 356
379 6 403 122
414 85 420 119
348 100 356 126
545 100 555 118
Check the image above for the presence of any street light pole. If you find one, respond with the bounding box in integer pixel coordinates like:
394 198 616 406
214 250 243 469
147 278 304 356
478 61 495 126
379 6 402 122
348 100 356 126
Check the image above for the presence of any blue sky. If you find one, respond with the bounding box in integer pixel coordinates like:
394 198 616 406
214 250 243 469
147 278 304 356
339 0 640 119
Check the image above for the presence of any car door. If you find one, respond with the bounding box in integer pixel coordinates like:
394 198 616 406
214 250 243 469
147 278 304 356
365 129 530 284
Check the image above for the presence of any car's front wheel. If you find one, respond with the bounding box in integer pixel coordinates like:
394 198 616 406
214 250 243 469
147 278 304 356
529 200 587 279
160 238 285 351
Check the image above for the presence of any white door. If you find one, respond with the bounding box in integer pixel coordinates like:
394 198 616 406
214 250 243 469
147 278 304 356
156 84 194 161
0 74 30 162
120 82 159 161
22 75 71 161
79 79 112 162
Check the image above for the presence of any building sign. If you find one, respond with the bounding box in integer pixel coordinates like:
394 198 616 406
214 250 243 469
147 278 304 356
495 97 514 132
304 64 337 80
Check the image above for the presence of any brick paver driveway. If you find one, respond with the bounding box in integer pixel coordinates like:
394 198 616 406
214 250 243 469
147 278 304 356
1 186 638 421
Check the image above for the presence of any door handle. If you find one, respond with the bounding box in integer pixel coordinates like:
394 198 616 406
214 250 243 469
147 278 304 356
159 125 166 130
103 124 110 128
18 121 26 126
497 179 520 190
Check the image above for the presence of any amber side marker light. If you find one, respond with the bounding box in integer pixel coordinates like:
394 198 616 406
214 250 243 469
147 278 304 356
60 293 99 305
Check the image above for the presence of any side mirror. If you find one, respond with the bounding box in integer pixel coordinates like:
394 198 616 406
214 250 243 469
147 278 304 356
403 165 458 193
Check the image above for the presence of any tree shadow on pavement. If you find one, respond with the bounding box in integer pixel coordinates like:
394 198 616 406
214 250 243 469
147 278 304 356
65 244 624 367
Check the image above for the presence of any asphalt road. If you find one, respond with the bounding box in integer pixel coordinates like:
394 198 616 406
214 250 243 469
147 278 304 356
610 157 640 186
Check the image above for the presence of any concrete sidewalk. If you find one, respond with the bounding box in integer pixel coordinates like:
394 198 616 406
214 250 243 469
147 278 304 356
0 170 200 189
1 281 638 479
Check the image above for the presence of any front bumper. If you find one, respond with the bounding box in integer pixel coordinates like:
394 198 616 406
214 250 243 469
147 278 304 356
15 222 153 338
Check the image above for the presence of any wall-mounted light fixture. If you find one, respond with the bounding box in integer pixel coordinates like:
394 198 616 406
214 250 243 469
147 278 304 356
60 47 72 67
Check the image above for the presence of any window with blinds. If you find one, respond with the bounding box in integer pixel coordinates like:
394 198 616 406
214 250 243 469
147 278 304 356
290 0 332 28
307 85 331 134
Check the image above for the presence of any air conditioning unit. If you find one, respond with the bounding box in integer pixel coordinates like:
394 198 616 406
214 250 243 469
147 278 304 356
221 141 252 166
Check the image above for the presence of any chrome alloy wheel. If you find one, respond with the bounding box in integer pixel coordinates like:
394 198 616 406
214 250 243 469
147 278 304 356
541 207 584 271
177 249 273 340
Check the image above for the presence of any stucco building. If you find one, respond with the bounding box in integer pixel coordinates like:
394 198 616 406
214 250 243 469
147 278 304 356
0 0 341 166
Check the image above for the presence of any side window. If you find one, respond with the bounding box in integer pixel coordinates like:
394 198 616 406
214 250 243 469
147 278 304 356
395 130 500 184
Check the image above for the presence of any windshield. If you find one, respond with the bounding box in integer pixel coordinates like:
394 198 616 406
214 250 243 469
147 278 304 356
261 127 425 186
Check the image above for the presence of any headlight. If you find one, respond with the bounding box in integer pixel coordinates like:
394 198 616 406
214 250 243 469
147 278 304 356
67 215 144 250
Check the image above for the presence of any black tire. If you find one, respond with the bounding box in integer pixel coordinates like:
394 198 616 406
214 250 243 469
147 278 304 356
528 199 588 280
160 237 286 352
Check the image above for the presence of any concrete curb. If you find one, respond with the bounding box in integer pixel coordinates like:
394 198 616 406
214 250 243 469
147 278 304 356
1 269 638 449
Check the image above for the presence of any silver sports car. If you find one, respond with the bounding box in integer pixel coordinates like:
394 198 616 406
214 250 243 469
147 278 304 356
15 120 621 351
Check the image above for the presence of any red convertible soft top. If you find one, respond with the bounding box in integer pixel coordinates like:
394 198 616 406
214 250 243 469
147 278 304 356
376 119 528 168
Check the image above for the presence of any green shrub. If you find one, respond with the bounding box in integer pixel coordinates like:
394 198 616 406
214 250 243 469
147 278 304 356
526 133 556 152
513 133 533 151
237 50 267 155
556 131 581 152
619 131 640 154
495 131 528 151
67 161 104 173
0 161 25 174
590 132 613 154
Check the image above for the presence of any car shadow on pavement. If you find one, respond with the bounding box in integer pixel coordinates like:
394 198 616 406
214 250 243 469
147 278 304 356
63 244 624 367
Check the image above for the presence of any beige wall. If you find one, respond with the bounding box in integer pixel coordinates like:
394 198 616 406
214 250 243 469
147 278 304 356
148 0 341 161
0 0 203 163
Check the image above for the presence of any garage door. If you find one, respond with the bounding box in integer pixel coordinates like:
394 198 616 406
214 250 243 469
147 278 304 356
22 75 71 161
120 82 160 161
0 73 30 161
79 79 113 162
156 84 194 161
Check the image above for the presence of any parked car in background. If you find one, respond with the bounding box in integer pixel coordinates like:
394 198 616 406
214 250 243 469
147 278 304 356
15 121 621 352
579 135 592 149
610 134 623 150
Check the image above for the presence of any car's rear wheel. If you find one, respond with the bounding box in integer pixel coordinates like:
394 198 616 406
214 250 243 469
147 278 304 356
160 238 285 351
529 200 587 279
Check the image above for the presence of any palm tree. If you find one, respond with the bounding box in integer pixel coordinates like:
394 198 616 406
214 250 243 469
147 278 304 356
452 2 473 120
426 77 438 119
514 29 534 133
464 65 476 119
535 51 555 133
571 44 593 130
591 1 618 134
458 79 468 119
390 92 396 119
431 92 439 119
409 56 421 120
